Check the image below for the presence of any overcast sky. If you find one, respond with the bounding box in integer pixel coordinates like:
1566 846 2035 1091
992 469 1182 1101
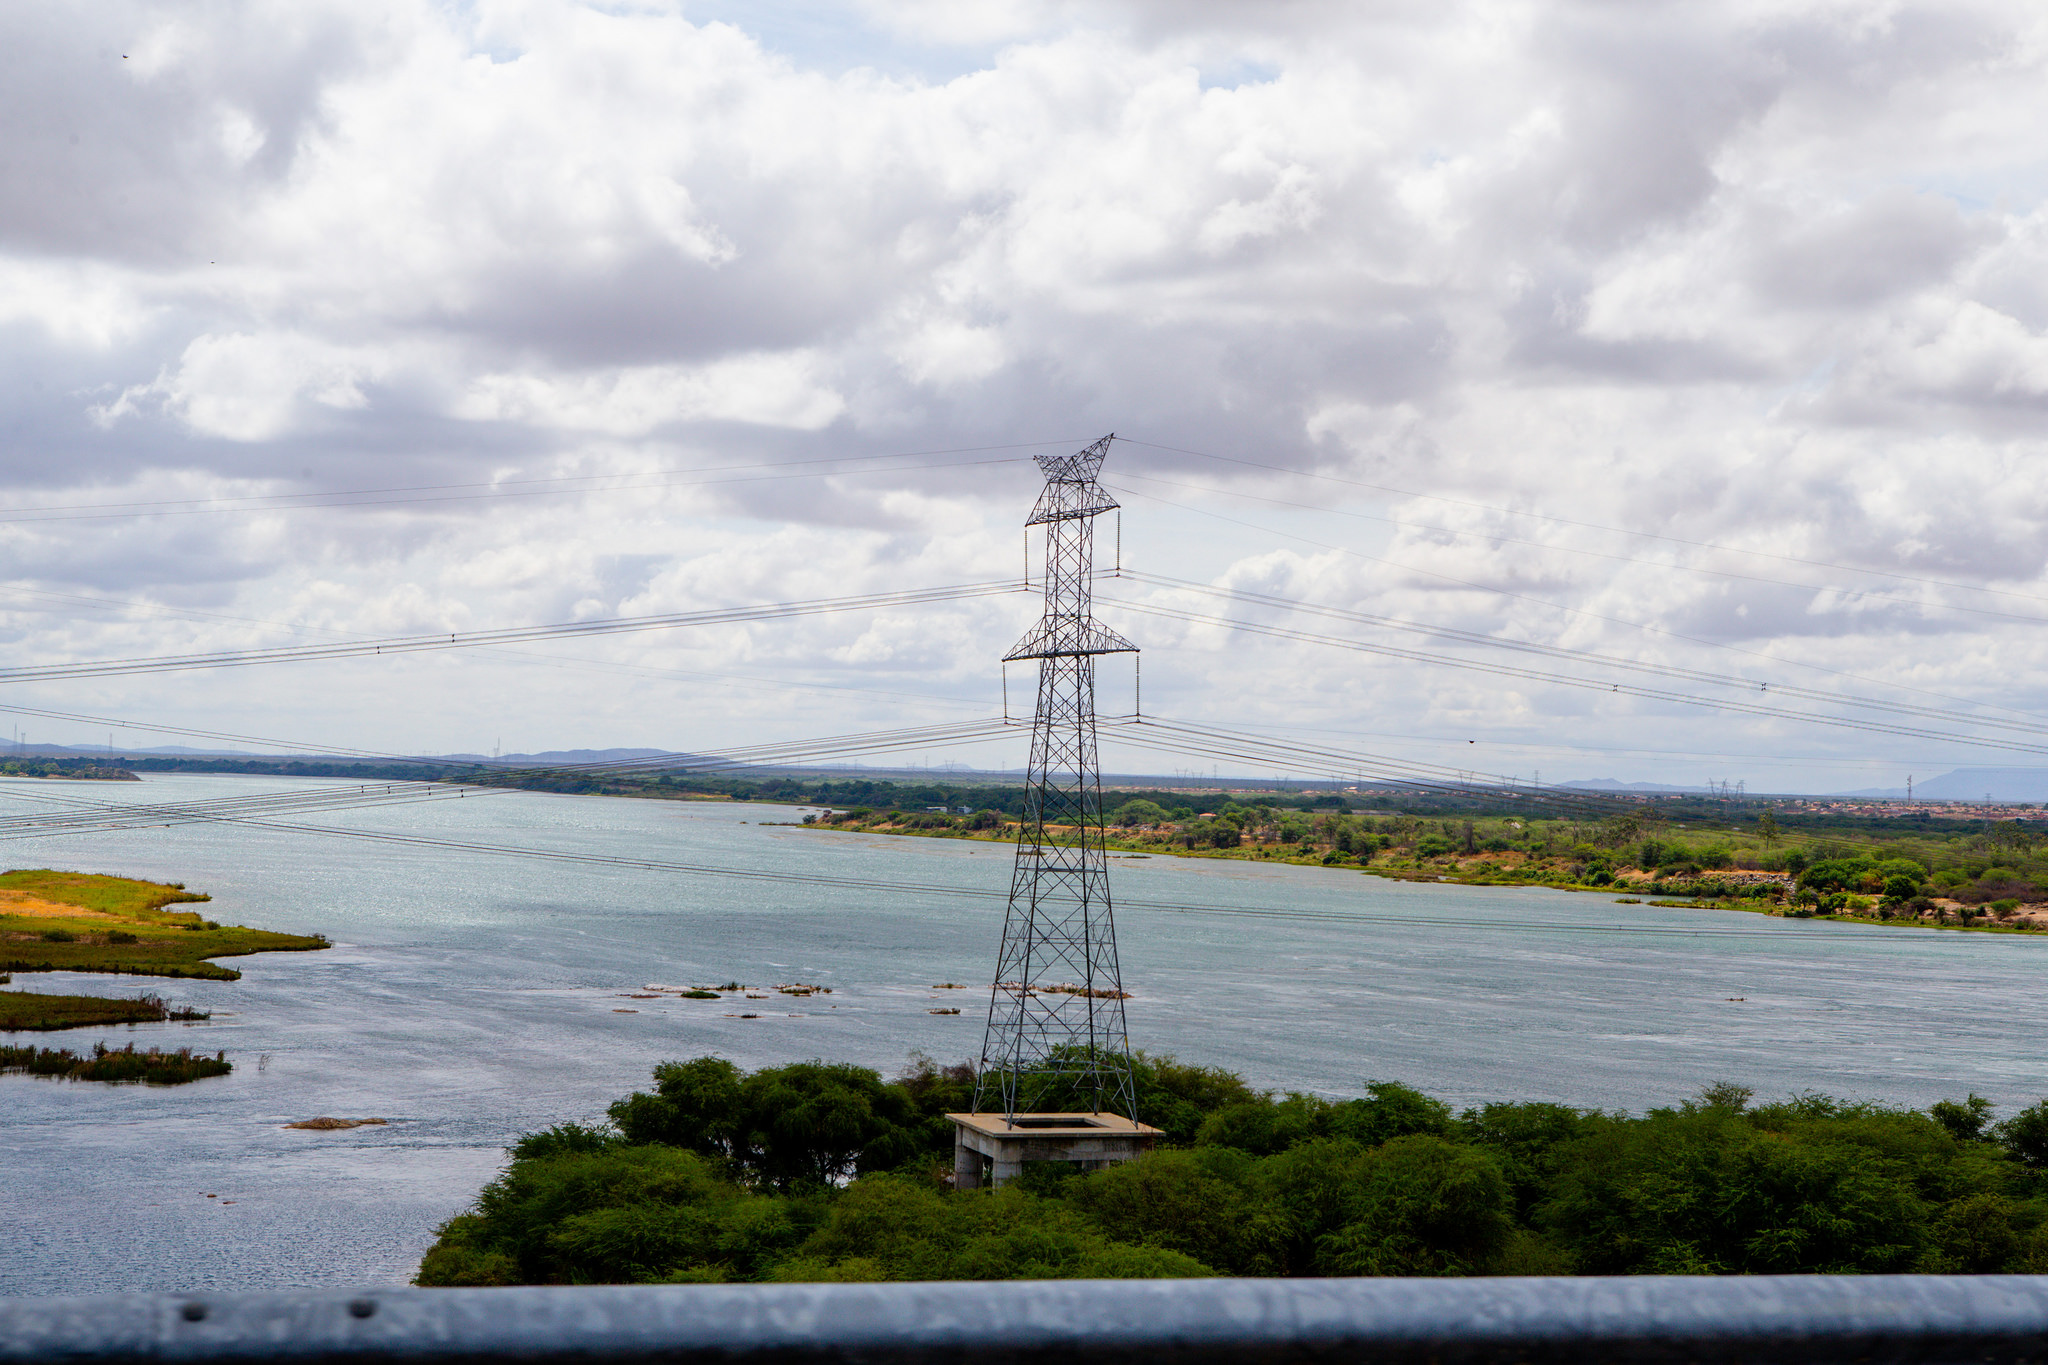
4 0 2048 792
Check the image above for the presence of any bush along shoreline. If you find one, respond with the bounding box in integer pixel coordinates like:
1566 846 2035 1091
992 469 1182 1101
415 1055 2048 1285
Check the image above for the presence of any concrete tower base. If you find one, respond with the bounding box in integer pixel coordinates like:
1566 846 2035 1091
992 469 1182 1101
948 1112 1162 1189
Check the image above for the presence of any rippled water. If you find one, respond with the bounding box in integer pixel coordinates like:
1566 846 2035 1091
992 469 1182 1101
4 772 2046 1296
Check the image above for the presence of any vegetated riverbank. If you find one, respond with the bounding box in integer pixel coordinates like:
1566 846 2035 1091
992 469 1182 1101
801 805 2048 934
0 988 209 1031
416 1052 2048 1285
0 869 328 980
106 757 2048 928
0 759 138 781
1 1041 231 1084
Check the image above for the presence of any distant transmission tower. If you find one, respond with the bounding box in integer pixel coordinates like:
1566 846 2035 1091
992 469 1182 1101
975 434 1138 1123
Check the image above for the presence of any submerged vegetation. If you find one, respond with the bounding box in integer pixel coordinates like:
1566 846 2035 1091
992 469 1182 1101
416 1054 2048 1286
0 869 328 980
1 1041 231 1084
0 989 209 1031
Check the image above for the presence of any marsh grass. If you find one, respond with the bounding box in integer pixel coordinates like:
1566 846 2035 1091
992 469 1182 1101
0 869 327 980
0 989 209 1031
0 1040 231 1084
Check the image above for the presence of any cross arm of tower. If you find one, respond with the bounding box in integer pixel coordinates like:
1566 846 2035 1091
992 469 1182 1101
1027 484 1120 526
1004 620 1139 661
1032 434 1115 484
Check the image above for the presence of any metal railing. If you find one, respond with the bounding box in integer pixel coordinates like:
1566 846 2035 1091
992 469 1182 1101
9 1276 2048 1364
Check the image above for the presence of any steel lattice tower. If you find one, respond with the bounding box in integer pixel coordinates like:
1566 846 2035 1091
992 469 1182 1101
974 434 1139 1123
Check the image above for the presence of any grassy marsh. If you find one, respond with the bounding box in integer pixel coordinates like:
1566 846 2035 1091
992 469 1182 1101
1 1040 231 1084
0 869 328 981
0 989 209 1031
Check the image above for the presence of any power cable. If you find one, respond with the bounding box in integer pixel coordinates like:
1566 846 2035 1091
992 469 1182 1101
0 579 1029 684
1105 480 2048 727
0 441 1079 525
0 718 1029 835
1117 435 2048 613
1104 599 2048 759
1116 572 2048 742
0 782 1850 941
1110 466 2048 630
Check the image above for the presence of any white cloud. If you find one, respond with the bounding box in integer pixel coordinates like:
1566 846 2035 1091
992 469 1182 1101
96 332 385 441
5 0 2048 788
455 351 846 433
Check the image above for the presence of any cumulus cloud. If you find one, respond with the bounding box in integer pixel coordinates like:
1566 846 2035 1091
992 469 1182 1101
3 0 2048 788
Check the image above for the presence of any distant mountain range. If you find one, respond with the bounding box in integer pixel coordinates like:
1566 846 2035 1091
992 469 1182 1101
1825 769 2048 802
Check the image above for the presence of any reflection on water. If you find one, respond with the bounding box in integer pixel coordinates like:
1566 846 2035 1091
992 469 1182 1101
3 773 2045 1295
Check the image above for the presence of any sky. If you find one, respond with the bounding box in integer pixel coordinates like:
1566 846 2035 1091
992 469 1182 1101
5 0 2048 793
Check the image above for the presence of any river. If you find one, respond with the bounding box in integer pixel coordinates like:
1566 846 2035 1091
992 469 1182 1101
3 772 2044 1296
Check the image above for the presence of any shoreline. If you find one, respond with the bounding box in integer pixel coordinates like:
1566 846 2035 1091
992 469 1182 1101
796 819 2034 936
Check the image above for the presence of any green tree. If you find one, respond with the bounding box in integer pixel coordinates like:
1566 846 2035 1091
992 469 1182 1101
609 1056 744 1157
1999 1101 2048 1168
609 1057 929 1187
1314 1136 1514 1276
418 1145 811 1285
1930 1095 1994 1142
1196 1094 1328 1155
1112 799 1171 828
1068 1147 1289 1275
1327 1082 1454 1148
1537 1103 1938 1273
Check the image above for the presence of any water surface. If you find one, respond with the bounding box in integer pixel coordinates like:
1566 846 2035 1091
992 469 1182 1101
2 773 2042 1295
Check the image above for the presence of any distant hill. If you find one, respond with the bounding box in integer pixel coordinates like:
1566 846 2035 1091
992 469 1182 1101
1830 769 2048 803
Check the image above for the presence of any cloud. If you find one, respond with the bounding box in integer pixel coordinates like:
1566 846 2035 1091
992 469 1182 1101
455 351 847 433
3 0 2048 787
94 332 386 441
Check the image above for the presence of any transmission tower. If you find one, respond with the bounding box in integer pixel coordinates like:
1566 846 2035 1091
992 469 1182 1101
974 434 1139 1123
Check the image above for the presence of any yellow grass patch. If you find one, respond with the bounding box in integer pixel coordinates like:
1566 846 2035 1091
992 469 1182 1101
0 890 117 921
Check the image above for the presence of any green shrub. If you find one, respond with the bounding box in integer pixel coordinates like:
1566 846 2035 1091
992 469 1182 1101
1313 1136 1514 1276
415 1056 2048 1289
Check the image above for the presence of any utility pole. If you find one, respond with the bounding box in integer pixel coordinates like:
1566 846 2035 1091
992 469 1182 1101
974 435 1139 1124
954 435 1158 1189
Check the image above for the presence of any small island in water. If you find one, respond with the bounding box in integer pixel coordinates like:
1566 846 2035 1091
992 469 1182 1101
0 869 328 984
1 871 329 1079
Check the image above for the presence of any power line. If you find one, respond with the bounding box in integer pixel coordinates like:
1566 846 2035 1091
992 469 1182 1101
1104 480 2048 728
1116 435 2048 614
0 782 1842 940
1110 466 2048 630
1105 600 2048 759
0 579 1029 685
1114 572 2048 743
0 441 1081 525
0 718 1031 835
